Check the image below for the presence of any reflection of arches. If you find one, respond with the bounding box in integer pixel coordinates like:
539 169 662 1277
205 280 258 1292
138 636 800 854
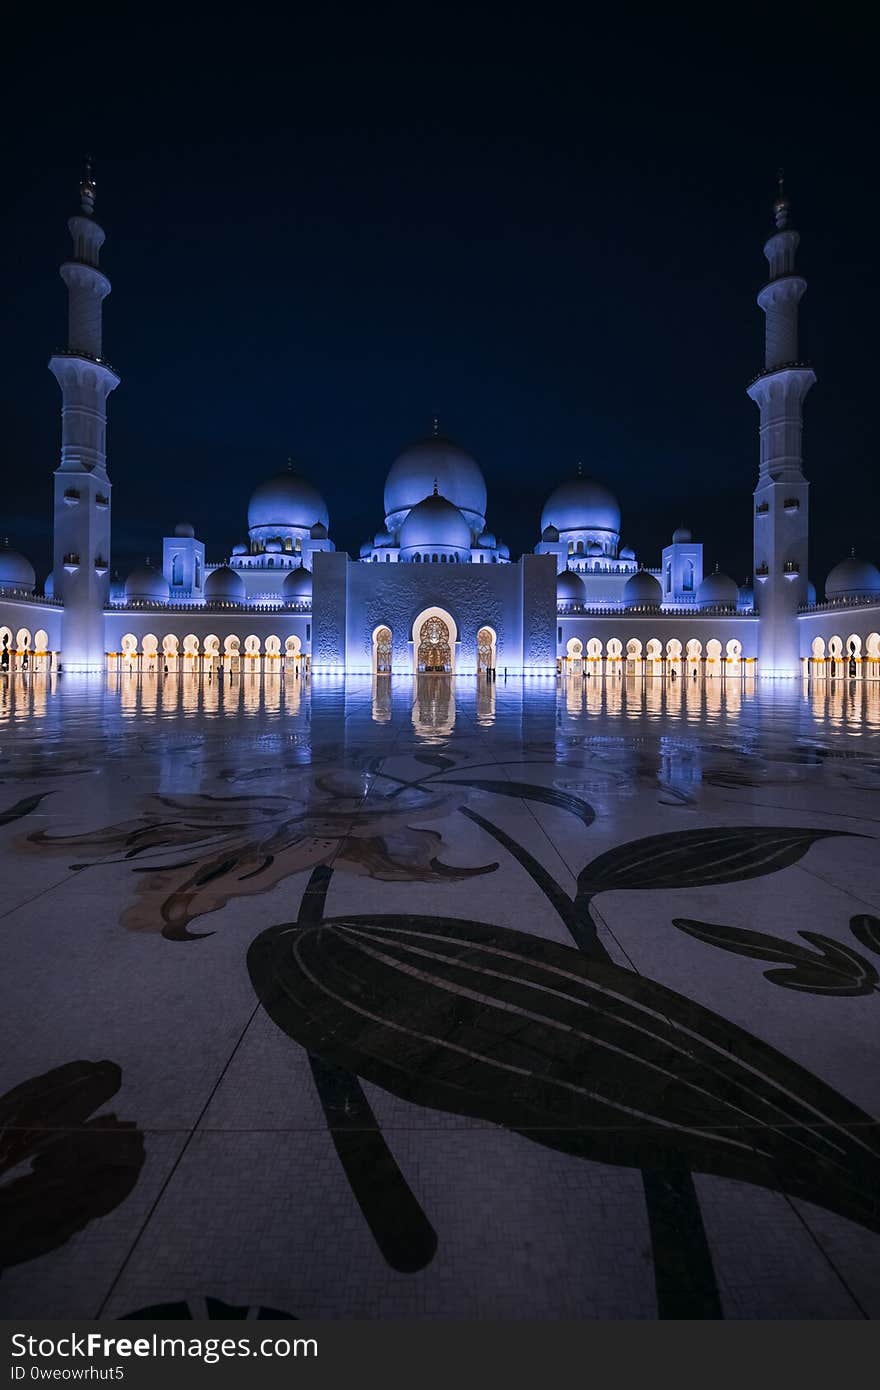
373 625 393 674
477 625 496 673
411 607 457 674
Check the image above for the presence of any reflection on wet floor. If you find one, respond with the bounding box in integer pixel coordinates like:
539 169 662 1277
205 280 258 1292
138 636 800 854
2 669 880 736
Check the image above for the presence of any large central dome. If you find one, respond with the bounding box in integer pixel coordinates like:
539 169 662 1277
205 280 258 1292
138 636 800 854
248 468 329 537
384 431 487 535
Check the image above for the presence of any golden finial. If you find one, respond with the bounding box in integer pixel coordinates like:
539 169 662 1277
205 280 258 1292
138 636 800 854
773 167 790 229
80 155 96 216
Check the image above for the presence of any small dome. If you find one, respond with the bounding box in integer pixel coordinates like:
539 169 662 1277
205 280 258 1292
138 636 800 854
619 545 636 561
231 542 248 556
557 569 586 602
622 570 662 609
498 542 510 559
373 529 394 548
399 491 472 553
43 571 54 598
124 561 170 605
384 431 487 533
587 540 603 557
672 525 692 544
477 530 497 549
265 539 283 554
310 521 328 540
806 579 817 605
204 565 246 603
0 539 36 590
541 472 621 537
541 524 560 543
825 552 880 600
283 564 312 600
247 468 329 534
174 521 195 539
696 566 738 609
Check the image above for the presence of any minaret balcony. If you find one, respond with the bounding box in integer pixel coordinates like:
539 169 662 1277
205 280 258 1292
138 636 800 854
783 561 800 579
755 564 769 581
95 493 109 509
63 553 80 572
783 498 800 513
755 502 769 515
94 557 108 575
63 487 81 506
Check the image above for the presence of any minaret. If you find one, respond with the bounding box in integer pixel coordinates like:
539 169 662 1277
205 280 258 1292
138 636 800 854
747 173 815 677
48 160 120 671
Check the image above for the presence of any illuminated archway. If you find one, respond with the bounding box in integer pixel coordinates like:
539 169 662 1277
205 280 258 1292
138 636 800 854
373 624 393 674
411 607 457 674
477 625 497 674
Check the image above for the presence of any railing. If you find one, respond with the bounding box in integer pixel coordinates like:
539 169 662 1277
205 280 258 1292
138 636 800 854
0 586 63 606
747 360 813 386
556 602 744 617
51 348 119 375
799 596 880 614
107 599 312 613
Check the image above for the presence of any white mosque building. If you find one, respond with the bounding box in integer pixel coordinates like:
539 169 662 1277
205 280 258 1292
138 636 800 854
2 169 880 681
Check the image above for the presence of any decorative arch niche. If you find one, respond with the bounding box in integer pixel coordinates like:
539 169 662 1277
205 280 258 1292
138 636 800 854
411 606 457 674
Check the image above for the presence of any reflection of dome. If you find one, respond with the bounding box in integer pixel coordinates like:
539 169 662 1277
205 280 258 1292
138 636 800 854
672 525 692 543
541 473 621 536
0 539 36 590
174 521 195 538
283 565 312 600
697 566 738 609
557 569 586 601
825 552 880 600
204 565 245 603
125 562 170 604
622 570 662 609
384 432 486 533
247 468 329 533
399 491 472 554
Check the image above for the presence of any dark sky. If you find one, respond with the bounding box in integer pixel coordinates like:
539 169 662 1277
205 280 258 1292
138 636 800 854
2 9 877 587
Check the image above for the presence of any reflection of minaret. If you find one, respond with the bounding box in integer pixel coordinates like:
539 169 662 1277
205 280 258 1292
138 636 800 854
49 161 120 670
747 174 815 677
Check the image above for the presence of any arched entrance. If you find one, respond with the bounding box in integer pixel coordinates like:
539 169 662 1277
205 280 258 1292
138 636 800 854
412 607 457 674
477 625 496 674
373 625 393 674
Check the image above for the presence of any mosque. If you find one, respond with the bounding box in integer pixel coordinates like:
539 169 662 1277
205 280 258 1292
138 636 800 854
2 169 880 681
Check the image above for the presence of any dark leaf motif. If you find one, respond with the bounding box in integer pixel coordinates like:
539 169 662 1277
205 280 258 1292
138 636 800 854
577 827 856 899
248 915 880 1236
673 919 879 997
0 792 53 827
442 778 596 827
124 1297 296 1319
850 914 880 957
0 1060 145 1271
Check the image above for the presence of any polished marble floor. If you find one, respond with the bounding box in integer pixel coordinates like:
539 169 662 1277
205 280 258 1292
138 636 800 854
1 669 879 1319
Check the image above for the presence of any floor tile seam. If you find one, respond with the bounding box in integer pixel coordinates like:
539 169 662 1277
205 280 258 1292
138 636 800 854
781 1194 870 1318
796 863 880 914
716 795 880 827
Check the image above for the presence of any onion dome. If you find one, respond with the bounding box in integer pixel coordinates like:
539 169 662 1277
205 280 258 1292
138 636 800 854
824 551 880 601
619 545 636 561
310 521 328 540
174 521 195 539
282 564 313 600
43 571 54 598
672 525 692 544
540 471 621 537
247 466 329 534
477 530 497 549
541 524 560 543
384 428 487 534
399 490 472 554
622 570 662 609
204 565 246 603
231 542 248 556
696 565 738 609
737 580 755 611
359 541 372 559
0 539 36 590
124 560 170 605
557 569 586 602
806 579 817 605
498 542 510 560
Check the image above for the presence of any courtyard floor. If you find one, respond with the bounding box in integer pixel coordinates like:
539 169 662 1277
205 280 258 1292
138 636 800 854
1 670 879 1319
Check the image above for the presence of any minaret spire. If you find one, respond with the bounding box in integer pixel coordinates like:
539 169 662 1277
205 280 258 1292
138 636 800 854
48 163 121 670
747 174 816 678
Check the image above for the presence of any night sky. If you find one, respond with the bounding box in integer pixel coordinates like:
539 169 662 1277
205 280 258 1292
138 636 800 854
3 11 877 588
